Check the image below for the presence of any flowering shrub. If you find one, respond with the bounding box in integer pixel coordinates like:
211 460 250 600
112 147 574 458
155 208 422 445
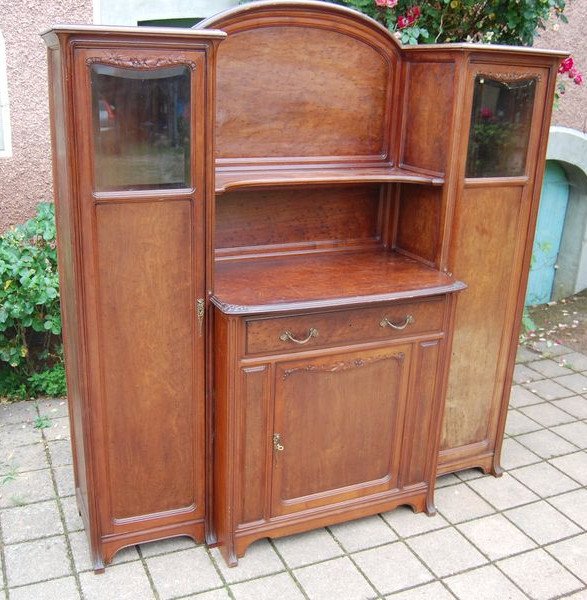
325 0 566 46
555 56 584 104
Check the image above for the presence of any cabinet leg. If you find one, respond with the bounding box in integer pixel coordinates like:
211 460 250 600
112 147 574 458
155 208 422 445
489 460 504 478
425 494 437 517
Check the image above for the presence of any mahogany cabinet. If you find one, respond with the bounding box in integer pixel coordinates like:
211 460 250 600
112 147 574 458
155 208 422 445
44 0 565 571
42 25 225 570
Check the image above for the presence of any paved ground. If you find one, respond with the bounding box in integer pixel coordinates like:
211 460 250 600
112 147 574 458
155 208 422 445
0 342 586 600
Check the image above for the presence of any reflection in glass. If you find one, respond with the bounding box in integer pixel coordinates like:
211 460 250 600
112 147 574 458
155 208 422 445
466 75 536 178
91 64 190 191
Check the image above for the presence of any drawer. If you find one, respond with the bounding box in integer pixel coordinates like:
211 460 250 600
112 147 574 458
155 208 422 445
245 297 446 355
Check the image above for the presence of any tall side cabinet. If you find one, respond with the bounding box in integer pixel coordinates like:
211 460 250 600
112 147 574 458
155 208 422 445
42 26 225 570
44 0 566 571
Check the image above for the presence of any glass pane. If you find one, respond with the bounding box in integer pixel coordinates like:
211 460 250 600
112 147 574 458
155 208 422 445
91 64 190 191
466 75 536 178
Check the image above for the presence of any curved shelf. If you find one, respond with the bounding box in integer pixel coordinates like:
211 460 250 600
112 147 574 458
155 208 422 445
215 166 444 194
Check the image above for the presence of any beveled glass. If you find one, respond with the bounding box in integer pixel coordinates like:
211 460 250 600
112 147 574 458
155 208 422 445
91 64 190 191
466 75 537 178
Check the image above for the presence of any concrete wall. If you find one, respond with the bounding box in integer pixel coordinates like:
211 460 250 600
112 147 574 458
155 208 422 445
0 1 93 231
534 0 587 132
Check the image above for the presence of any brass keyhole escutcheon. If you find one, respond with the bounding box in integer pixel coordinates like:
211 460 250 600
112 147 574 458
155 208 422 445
273 433 284 452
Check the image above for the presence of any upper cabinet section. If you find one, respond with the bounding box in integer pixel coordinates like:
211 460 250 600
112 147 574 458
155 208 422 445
466 74 537 178
199 3 400 168
91 64 191 191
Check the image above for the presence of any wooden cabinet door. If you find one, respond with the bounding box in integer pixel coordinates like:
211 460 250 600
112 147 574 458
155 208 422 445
271 345 410 517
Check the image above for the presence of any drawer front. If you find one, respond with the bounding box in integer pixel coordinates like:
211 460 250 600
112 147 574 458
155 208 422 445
245 297 446 355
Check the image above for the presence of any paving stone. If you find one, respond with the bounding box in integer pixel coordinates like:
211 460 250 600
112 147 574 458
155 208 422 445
211 539 283 584
405 528 487 578
435 473 460 488
513 364 543 384
549 451 587 485
8 576 80 600
519 402 576 427
434 483 495 523
563 591 587 600
69 530 139 572
455 469 485 482
549 488 587 529
504 501 581 544
505 410 542 436
457 513 536 560
523 379 574 400
381 506 449 538
329 514 397 552
53 465 75 497
187 590 231 600
37 399 69 419
230 572 304 600
467 473 538 510
60 496 84 532
0 442 48 475
4 536 71 586
516 346 542 363
294 556 376 600
274 528 343 569
0 401 38 425
547 533 587 584
0 422 43 449
353 542 434 595
445 564 527 600
552 396 587 419
80 561 154 600
500 437 541 470
554 373 587 394
527 358 571 378
528 341 573 357
558 352 587 372
509 462 580 497
385 581 455 600
0 468 55 508
42 416 70 442
0 499 63 543
146 547 222 599
498 548 582 600
47 440 72 467
515 429 577 459
509 385 544 408
551 421 587 448
139 534 197 557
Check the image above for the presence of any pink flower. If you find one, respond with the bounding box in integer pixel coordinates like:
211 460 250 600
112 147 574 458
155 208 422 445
574 73 584 85
397 15 409 29
558 57 574 74
386 0 398 6
375 0 387 6
568 67 578 79
480 107 493 119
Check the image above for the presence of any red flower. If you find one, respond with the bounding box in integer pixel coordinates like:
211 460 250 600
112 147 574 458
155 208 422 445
480 107 493 119
558 57 574 74
568 67 578 79
575 73 584 85
407 6 421 18
397 15 409 29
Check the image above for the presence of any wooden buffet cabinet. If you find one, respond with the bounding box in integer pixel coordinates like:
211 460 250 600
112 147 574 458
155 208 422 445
43 1 565 570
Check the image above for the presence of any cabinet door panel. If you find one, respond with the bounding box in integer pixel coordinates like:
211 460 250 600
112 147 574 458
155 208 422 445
95 200 201 521
271 346 410 516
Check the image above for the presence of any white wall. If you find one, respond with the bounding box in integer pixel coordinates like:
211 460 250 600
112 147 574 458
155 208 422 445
96 0 240 26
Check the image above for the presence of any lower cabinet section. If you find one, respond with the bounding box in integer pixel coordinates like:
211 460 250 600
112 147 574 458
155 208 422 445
212 296 456 566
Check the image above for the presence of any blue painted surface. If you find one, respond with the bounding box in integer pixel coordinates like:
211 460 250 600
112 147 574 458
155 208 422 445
525 162 570 306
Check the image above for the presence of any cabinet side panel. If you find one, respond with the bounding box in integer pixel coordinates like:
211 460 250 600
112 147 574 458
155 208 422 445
401 62 454 174
48 47 90 514
240 366 270 525
403 340 440 486
442 186 522 450
95 201 197 518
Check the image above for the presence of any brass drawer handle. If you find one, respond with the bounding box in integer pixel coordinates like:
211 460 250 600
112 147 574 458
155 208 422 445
279 327 318 345
380 315 415 330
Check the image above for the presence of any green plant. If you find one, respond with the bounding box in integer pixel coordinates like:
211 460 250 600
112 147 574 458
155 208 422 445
33 415 52 429
0 203 66 400
264 0 567 46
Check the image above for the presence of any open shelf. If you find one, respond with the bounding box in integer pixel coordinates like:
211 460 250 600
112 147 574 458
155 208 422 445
212 249 465 315
215 165 444 194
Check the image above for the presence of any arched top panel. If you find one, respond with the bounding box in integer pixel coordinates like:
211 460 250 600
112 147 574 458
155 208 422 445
198 1 400 166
